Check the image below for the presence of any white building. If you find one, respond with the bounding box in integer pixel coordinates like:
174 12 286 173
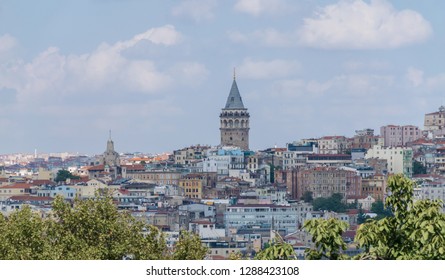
189 220 226 239
203 147 245 179
365 145 413 177
282 151 308 170
225 204 298 236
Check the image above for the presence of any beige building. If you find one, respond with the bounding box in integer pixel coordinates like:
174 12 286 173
123 168 185 185
73 179 116 198
0 183 32 201
318 136 350 154
351 129 383 150
173 145 210 166
424 106 445 132
295 167 362 200
361 174 386 201
179 174 204 199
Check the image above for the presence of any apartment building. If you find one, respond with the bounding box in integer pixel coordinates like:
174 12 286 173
380 125 421 147
365 145 413 177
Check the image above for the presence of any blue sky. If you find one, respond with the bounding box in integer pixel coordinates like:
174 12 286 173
1 0 444 155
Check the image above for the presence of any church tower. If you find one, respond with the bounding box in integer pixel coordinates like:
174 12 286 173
100 131 120 167
220 75 250 150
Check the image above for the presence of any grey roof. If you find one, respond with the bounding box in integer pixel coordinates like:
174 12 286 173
224 79 245 109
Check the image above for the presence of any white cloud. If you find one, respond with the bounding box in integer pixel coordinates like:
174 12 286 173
406 67 424 87
172 0 217 22
0 33 17 54
299 0 432 49
0 25 193 104
237 58 300 79
113 25 181 50
234 0 292 16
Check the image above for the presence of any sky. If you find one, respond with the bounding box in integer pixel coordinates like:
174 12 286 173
1 0 444 155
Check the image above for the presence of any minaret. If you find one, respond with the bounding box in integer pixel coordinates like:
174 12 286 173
219 73 250 150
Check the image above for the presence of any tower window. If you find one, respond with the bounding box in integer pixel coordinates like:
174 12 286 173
230 137 233 141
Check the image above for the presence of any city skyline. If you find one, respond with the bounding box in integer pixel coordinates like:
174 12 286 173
1 0 444 154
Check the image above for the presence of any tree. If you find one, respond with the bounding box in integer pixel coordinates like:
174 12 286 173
254 232 296 260
370 200 392 220
0 194 208 260
171 230 208 260
312 193 349 212
49 195 167 260
355 174 445 260
357 208 368 225
54 169 80 183
413 160 427 175
303 218 349 260
0 206 55 259
301 191 313 203
295 175 445 260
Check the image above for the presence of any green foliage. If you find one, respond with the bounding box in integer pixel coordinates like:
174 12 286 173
413 160 427 175
171 230 208 260
54 169 80 183
254 234 296 260
301 191 313 203
370 200 392 220
303 218 349 260
312 193 349 212
354 174 445 260
228 251 244 260
49 195 167 260
0 194 207 260
356 208 368 225
0 206 56 259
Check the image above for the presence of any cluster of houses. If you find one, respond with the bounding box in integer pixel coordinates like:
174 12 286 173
2 97 445 258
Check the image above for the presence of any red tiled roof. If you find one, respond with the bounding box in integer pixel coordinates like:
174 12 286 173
118 189 130 195
346 209 368 215
69 177 90 184
0 183 33 189
122 164 145 171
87 165 105 171
411 138 432 145
30 179 55 186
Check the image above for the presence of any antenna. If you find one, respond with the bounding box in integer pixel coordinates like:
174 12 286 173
233 67 236 80
109 129 112 140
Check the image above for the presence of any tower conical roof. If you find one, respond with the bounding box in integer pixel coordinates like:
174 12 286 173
224 78 245 109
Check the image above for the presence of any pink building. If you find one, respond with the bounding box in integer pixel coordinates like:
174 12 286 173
380 125 421 147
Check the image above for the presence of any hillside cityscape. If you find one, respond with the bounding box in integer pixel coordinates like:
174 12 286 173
1 77 444 259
